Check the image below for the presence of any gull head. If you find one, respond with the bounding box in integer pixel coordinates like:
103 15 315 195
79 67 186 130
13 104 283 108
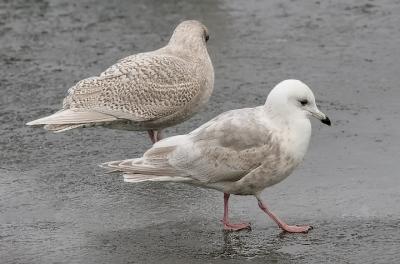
168 20 209 48
265 79 331 126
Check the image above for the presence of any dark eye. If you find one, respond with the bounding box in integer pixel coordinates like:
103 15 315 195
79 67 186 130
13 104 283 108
204 31 209 42
299 99 308 106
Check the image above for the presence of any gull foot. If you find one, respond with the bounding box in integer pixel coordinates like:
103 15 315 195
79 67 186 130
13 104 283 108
222 221 251 231
280 224 313 233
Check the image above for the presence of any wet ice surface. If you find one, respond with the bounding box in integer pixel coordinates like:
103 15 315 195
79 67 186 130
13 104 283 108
2 169 399 264
1 0 400 263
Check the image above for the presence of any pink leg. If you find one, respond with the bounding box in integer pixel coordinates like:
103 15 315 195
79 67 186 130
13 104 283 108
257 197 312 233
147 130 162 144
147 130 156 144
155 130 162 142
221 193 251 231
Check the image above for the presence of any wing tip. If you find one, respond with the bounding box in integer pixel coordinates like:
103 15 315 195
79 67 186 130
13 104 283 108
26 119 41 126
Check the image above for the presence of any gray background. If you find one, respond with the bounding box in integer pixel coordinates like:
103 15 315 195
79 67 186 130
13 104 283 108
1 0 399 263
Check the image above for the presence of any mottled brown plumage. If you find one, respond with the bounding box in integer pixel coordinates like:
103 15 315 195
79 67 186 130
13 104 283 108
27 20 214 142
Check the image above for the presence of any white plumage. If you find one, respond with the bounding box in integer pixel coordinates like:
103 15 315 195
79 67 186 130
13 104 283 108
101 80 331 232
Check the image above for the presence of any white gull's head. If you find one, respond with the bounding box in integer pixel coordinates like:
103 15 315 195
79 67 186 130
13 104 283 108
265 79 331 126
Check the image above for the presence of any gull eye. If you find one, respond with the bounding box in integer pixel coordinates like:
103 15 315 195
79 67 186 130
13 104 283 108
299 99 308 106
203 29 209 42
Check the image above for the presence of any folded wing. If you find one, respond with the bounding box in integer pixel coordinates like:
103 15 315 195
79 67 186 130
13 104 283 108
28 53 205 128
64 53 203 121
102 108 276 185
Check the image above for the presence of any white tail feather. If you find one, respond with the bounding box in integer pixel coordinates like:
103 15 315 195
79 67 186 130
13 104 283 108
101 156 189 183
26 109 117 126
100 135 193 183
123 174 190 183
44 124 84 133
100 158 180 177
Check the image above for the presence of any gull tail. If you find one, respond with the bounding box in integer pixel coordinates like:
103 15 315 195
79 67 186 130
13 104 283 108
100 135 193 183
100 155 191 183
44 124 85 133
26 109 117 132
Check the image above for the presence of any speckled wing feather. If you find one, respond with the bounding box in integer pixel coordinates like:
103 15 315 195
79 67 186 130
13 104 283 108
103 107 281 185
64 53 202 121
164 108 278 183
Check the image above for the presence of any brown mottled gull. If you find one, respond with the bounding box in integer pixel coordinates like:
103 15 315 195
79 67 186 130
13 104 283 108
101 80 331 233
27 20 214 143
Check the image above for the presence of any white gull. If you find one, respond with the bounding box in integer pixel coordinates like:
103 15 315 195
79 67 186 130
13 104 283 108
101 79 331 232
